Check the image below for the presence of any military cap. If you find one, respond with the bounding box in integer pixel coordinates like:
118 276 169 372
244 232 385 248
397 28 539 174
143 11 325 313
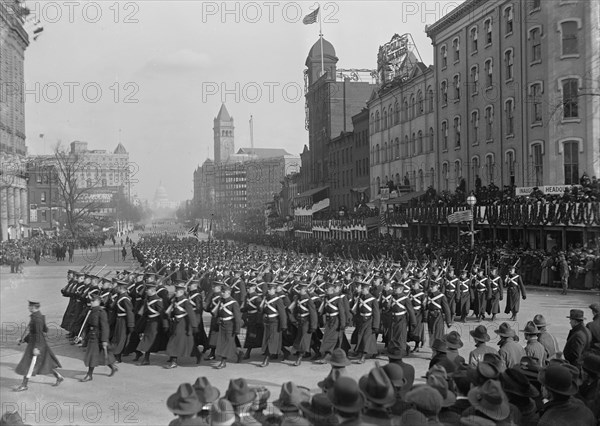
28 300 41 308
174 281 187 290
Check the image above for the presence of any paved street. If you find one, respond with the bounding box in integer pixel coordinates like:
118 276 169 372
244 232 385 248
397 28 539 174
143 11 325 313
1 246 598 425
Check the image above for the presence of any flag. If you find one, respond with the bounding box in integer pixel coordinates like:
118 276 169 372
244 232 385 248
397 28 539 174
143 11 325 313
448 210 473 223
302 7 319 24
379 209 387 228
188 223 200 240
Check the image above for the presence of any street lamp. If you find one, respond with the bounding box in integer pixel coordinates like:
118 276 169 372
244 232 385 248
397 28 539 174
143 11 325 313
466 193 477 249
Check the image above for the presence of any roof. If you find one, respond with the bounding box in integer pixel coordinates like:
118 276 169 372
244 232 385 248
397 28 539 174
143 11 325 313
113 143 127 154
385 190 427 205
215 103 231 121
236 148 290 158
425 0 484 38
306 38 338 67
297 186 329 199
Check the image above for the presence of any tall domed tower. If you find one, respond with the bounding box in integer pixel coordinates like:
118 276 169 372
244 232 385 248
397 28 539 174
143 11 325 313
305 38 338 86
213 104 234 164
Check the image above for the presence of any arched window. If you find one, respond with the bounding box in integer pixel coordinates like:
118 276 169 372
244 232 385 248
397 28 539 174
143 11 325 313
441 120 448 150
394 101 400 124
428 87 434 112
429 128 434 152
417 90 423 114
454 116 461 148
375 111 380 132
394 137 400 159
441 80 448 105
485 106 494 140
403 99 409 121
453 74 460 100
383 110 388 129
442 162 449 191
403 135 409 158
389 105 394 127
471 110 480 143
383 142 388 162
418 169 424 191
472 156 480 187
505 98 514 135
417 130 423 154
485 153 495 183
470 26 478 51
454 160 462 185
531 142 543 186
505 149 516 186
376 144 380 163
410 95 416 119
441 44 448 68
411 132 416 156
430 167 435 187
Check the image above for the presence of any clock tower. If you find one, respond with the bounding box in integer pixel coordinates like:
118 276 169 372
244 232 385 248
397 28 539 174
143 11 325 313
213 104 235 164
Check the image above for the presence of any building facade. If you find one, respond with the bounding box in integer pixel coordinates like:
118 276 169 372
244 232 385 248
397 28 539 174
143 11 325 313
426 0 600 193
214 104 234 164
350 108 371 206
26 161 62 231
1 0 29 240
328 131 354 211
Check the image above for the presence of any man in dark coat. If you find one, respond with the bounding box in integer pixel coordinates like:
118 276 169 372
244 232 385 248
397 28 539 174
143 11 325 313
203 282 222 360
586 303 600 353
188 278 207 363
214 283 242 369
289 281 317 366
241 281 264 359
81 296 117 381
456 269 471 322
136 282 167 365
563 309 592 367
426 280 451 348
504 265 526 321
387 281 416 357
259 282 287 367
486 266 503 320
110 281 135 363
317 282 346 363
15 301 64 391
443 266 458 321
164 281 197 369
351 281 380 363
472 267 488 320
534 314 559 360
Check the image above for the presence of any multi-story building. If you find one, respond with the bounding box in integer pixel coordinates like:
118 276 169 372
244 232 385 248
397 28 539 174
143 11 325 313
350 108 371 207
1 0 29 240
328 131 354 211
368 34 436 200
193 158 215 216
426 0 600 193
26 161 62 231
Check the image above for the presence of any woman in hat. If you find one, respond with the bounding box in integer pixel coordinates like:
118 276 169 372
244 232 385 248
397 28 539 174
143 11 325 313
500 368 540 426
15 301 64 392
80 295 118 382
468 325 497 367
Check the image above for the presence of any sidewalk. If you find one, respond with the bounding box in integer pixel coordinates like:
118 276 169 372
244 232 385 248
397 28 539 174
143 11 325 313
526 284 600 295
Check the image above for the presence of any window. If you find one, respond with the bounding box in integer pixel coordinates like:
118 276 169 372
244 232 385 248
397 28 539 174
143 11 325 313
41 210 47 222
395 138 400 159
470 26 478 51
455 160 462 184
41 191 46 203
561 21 579 55
532 143 543 185
404 136 409 158
453 37 460 61
442 121 448 150
486 154 495 183
471 66 479 95
417 130 423 154
563 141 579 184
531 0 541 12
376 144 380 163
430 168 435 187
530 27 542 62
411 132 416 156
375 111 380 132
383 142 388 162
485 106 494 140
442 163 449 191
417 91 423 114
410 95 416 119
472 156 480 186
505 99 514 135
504 49 514 80
403 99 409 121
471 110 480 143
36 174 42 184
530 83 543 124
454 116 461 148
453 74 460 100
388 106 393 127
370 113 374 134
504 6 513 34
429 128 434 151
485 19 493 45
441 80 448 105
506 150 516 186
383 110 388 129
394 101 399 124
441 45 447 68
428 87 434 112
562 78 579 119
418 170 424 191
484 59 493 87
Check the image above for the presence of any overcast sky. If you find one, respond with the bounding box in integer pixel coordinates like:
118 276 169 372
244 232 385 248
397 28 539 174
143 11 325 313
23 0 463 202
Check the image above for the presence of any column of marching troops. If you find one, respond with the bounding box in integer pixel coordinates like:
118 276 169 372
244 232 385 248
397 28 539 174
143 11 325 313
56 239 528 372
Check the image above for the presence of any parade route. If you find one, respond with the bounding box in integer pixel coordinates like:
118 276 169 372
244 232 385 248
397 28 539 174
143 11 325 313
1 243 598 425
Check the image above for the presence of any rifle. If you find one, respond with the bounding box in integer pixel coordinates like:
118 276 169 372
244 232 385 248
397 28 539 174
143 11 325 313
73 310 91 344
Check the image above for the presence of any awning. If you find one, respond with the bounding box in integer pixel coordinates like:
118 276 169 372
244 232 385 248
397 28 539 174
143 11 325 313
351 186 369 193
297 186 329 198
385 190 426 205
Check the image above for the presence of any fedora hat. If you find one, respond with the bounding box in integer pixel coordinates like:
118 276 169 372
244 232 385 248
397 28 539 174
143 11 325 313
358 367 396 407
467 380 510 421
210 398 236 426
382 363 407 388
431 338 448 353
387 347 404 360
546 360 583 386
582 353 600 376
500 368 539 398
426 373 457 407
533 314 549 328
470 325 490 343
467 362 500 385
538 365 578 396
318 368 343 391
444 331 464 349
520 321 539 335
193 377 220 404
589 303 600 314
225 378 257 407
166 383 203 415
517 356 542 380
482 353 503 372
273 382 310 412
405 385 443 416
494 322 516 338
566 309 586 321
328 348 351 367
327 376 365 414
299 394 339 425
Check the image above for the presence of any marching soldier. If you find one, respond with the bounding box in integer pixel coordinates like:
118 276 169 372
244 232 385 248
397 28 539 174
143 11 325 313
188 278 208 363
486 266 504 321
425 280 452 347
408 278 426 353
164 281 198 369
443 266 458 321
317 282 346 363
80 295 118 382
504 264 526 321
15 301 64 391
351 281 380 363
457 268 472 322
289 281 317 366
259 282 287 367
378 278 394 348
241 281 264 359
214 283 243 369
388 281 416 356
136 281 167 366
204 282 222 360
110 281 135 363
472 267 488 321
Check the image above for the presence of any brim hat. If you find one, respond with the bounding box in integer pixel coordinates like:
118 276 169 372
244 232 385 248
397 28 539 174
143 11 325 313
405 385 443 416
470 325 490 342
193 377 220 404
382 363 407 388
532 314 548 328
494 322 516 338
225 378 257 407
387 347 404 360
272 382 310 412
589 303 600 314
500 368 539 398
28 300 40 308
467 380 510 421
328 348 351 367
538 365 578 396
582 353 600 376
444 331 463 349
431 338 448 353
358 367 396 407
521 321 539 335
426 374 456 407
166 383 203 415
327 376 365 414
566 309 586 321
298 394 339 425
467 362 500 384
210 398 235 426
517 356 542 380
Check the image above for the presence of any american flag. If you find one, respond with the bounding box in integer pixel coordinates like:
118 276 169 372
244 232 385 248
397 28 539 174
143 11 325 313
187 223 200 240
302 7 319 25
379 209 387 228
448 210 473 224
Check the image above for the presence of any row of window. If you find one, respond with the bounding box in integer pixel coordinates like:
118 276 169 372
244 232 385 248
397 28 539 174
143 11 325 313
371 130 435 165
370 89 435 134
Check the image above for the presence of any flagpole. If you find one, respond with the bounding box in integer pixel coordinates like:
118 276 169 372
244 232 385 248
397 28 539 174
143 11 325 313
318 6 324 77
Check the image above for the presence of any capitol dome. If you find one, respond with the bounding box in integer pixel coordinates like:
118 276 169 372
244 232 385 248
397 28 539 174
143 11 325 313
154 183 168 203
